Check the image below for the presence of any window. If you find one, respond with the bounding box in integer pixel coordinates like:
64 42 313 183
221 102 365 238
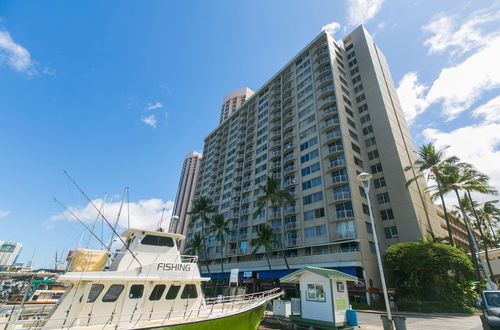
368 149 379 160
348 58 358 67
354 84 364 94
384 226 399 239
149 284 166 301
356 94 366 103
369 241 376 254
302 176 322 190
363 125 373 135
377 192 390 204
374 177 386 188
354 156 363 168
300 137 318 151
87 284 104 303
352 76 361 84
102 284 124 302
381 209 394 220
129 285 144 299
365 222 373 234
371 163 383 174
300 125 317 140
337 282 345 292
359 186 367 197
166 285 181 300
358 104 368 113
307 284 326 301
351 143 361 154
304 207 325 221
360 114 371 124
349 130 358 141
347 118 356 129
299 114 316 129
300 149 319 163
365 137 376 148
141 235 174 247
181 284 198 299
350 67 359 75
305 225 326 238
362 203 370 215
301 162 320 176
303 191 323 205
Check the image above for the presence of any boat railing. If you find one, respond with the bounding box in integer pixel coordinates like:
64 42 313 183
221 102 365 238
107 251 199 266
0 288 282 329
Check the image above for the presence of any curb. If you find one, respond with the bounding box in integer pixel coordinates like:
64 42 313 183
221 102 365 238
355 309 479 318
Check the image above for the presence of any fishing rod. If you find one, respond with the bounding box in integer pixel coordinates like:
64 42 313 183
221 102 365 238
62 170 143 271
107 187 127 250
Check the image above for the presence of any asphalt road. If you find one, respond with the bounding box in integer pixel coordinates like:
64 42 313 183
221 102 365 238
357 311 483 330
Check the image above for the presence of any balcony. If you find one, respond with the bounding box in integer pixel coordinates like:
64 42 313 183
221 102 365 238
330 191 351 203
271 161 281 169
284 178 297 188
270 140 281 149
330 175 348 186
321 118 340 131
270 121 281 130
317 64 331 76
319 95 336 108
269 211 282 220
239 233 248 240
285 238 301 247
228 236 238 243
332 231 357 241
327 159 346 171
270 150 281 159
271 172 282 179
270 130 281 139
283 130 295 141
283 120 295 131
336 210 354 220
284 166 296 174
283 153 296 162
239 220 249 227
231 201 240 208
284 206 298 215
240 208 250 215
326 144 343 155
324 131 342 144
285 222 298 230
239 248 248 255
270 111 281 121
317 74 333 88
242 186 252 193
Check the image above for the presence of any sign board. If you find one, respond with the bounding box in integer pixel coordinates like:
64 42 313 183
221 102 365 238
229 268 239 284
243 271 253 278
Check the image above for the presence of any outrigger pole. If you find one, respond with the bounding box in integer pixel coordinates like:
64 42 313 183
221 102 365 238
62 170 143 271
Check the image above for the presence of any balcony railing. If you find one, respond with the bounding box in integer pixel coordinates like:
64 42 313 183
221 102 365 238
285 238 301 247
332 231 357 241
285 222 298 230
336 210 354 219
332 191 351 202
328 159 345 170
331 175 348 185
284 153 296 162
327 145 343 154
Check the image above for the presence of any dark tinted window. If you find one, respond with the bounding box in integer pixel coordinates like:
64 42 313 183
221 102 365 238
165 285 181 300
181 284 198 299
102 285 124 302
141 235 174 247
149 284 166 301
87 284 104 303
129 284 144 299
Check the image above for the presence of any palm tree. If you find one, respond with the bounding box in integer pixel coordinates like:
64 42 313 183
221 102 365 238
209 214 230 275
255 176 294 272
439 163 496 285
251 224 280 286
185 234 204 268
188 196 217 276
405 143 459 246
481 201 500 242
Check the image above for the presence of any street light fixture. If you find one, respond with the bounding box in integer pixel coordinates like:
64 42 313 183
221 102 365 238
357 172 393 327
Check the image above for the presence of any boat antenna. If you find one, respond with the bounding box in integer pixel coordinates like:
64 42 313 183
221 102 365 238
127 187 130 230
107 187 127 250
157 208 165 231
63 170 142 271
87 192 108 249
26 247 36 268
53 197 111 252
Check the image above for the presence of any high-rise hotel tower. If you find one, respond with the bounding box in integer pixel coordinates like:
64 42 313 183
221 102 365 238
170 151 203 253
188 26 439 290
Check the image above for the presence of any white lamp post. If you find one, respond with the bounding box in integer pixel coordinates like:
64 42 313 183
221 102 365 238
357 172 393 327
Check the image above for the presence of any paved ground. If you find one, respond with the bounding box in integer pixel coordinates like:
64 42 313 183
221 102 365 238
259 311 484 329
357 311 482 330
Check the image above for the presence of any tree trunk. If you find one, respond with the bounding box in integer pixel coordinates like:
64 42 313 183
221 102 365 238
467 190 494 280
266 254 278 286
202 221 211 277
280 205 291 271
220 237 225 275
454 189 481 284
436 179 455 246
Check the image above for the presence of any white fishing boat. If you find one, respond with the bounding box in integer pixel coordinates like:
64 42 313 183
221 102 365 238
0 229 281 329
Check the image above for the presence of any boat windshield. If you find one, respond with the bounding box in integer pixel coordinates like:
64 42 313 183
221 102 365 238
141 235 174 247
485 292 500 307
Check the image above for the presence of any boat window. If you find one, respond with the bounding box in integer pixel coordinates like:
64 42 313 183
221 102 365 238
181 284 198 299
149 284 166 301
141 235 174 247
102 285 124 302
87 284 104 303
129 284 144 299
165 285 181 300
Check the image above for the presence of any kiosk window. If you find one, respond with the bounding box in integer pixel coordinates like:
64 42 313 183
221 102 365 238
306 284 326 302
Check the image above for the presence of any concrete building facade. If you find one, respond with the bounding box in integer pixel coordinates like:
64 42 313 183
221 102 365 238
188 26 441 293
169 151 203 253
220 88 254 124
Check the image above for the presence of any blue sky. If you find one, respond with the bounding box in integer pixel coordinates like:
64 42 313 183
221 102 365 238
1 0 499 268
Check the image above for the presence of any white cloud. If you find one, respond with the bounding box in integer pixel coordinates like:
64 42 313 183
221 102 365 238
396 72 429 124
425 37 500 120
423 120 500 204
0 210 10 218
145 102 163 111
472 96 500 123
0 29 36 74
346 0 385 26
48 198 174 232
141 115 157 128
423 8 500 57
321 22 341 36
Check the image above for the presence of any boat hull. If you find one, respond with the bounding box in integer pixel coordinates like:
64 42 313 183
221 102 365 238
139 303 266 330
